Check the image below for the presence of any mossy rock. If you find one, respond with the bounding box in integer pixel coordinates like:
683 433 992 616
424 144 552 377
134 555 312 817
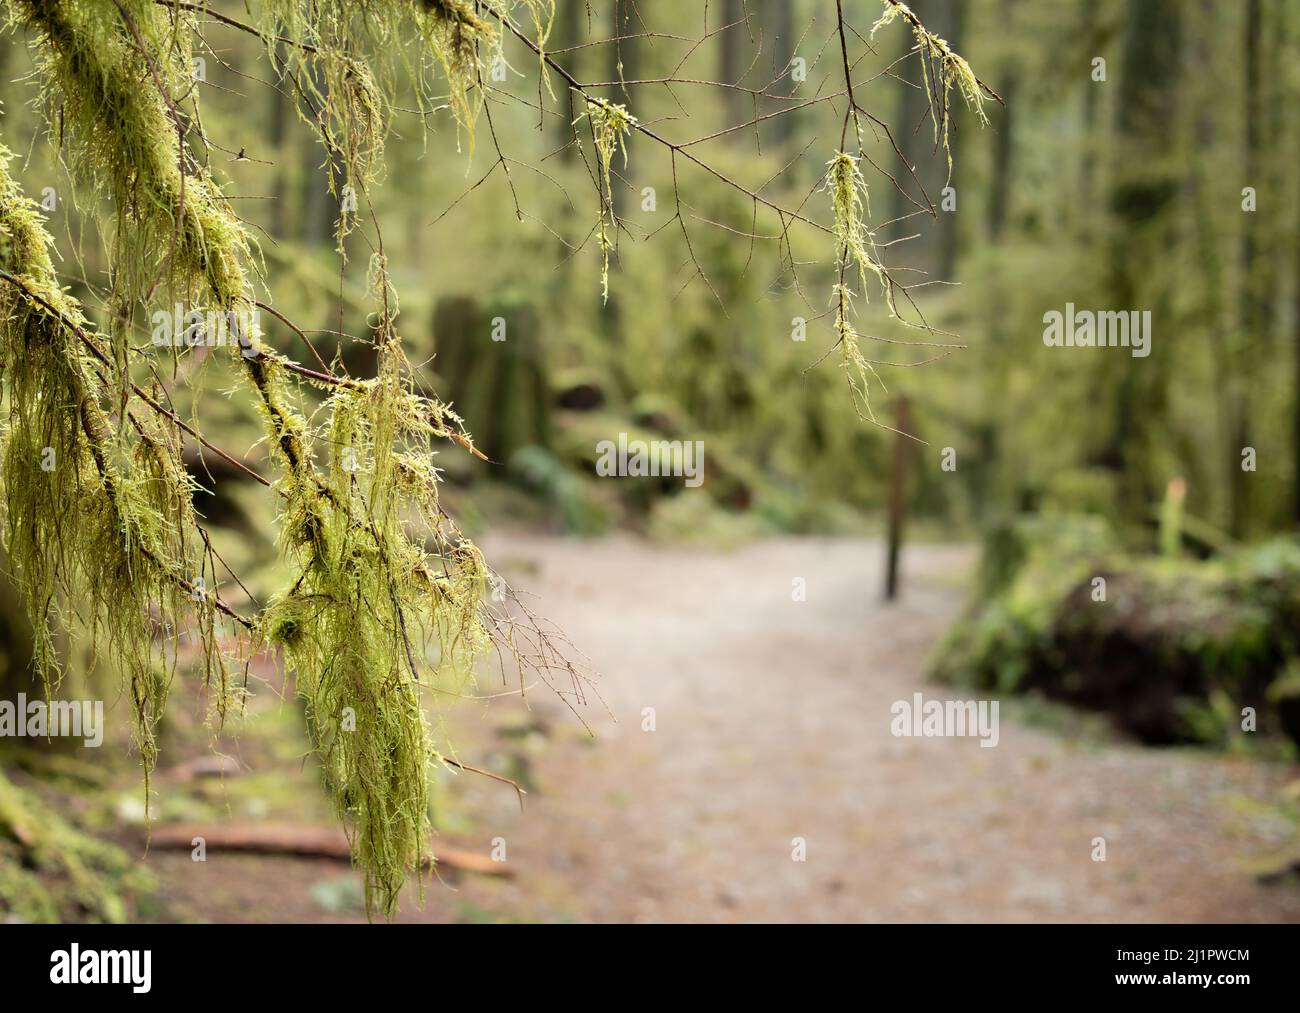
933 520 1300 746
0 770 153 923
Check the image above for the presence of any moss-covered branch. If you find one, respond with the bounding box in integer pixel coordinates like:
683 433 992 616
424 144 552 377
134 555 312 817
7 0 511 918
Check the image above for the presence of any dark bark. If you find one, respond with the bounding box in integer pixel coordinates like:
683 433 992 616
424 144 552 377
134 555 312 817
884 397 913 601
1097 0 1182 513
1230 0 1262 536
986 1 1018 243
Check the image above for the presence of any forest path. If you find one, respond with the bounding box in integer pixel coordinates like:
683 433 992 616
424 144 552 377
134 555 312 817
422 533 1300 923
144 534 1300 922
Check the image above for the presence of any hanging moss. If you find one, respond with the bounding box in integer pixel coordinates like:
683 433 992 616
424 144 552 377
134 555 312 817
827 152 887 307
0 0 983 923
0 144 223 785
824 151 893 424
5 1 513 919
577 96 636 302
869 0 992 180
255 0 553 187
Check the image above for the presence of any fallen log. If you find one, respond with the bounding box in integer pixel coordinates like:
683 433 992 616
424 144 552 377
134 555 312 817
144 823 510 877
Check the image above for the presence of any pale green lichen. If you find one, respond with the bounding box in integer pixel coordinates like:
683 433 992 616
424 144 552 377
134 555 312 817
576 96 637 303
0 141 219 788
6 0 518 920
824 152 892 423
833 285 887 425
826 152 890 311
870 0 990 180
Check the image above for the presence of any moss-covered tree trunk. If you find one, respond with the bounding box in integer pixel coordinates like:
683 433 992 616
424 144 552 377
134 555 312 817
433 295 552 465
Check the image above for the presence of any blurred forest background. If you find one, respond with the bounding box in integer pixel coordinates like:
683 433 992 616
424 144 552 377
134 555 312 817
2 0 1300 923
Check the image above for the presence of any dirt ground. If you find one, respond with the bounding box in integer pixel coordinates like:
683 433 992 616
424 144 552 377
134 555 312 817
133 534 1300 923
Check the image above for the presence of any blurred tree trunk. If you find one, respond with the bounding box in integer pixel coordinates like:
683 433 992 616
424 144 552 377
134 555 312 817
936 1 965 281
1261 0 1285 352
268 40 293 241
605 0 637 196
1229 0 1262 536
986 2 1017 244
1294 42 1300 523
1077 0 1101 222
1098 0 1182 513
0 29 8 128
889 0 933 251
719 0 748 132
884 397 913 600
760 0 797 150
0 551 34 701
432 296 551 464
608 0 640 94
299 64 344 249
1189 0 1231 527
551 0 583 162
978 0 1020 519
887 0 962 281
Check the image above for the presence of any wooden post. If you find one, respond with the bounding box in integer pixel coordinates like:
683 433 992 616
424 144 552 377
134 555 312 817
884 395 913 601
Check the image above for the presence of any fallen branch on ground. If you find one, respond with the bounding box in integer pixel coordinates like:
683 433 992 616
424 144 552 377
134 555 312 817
144 823 511 877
